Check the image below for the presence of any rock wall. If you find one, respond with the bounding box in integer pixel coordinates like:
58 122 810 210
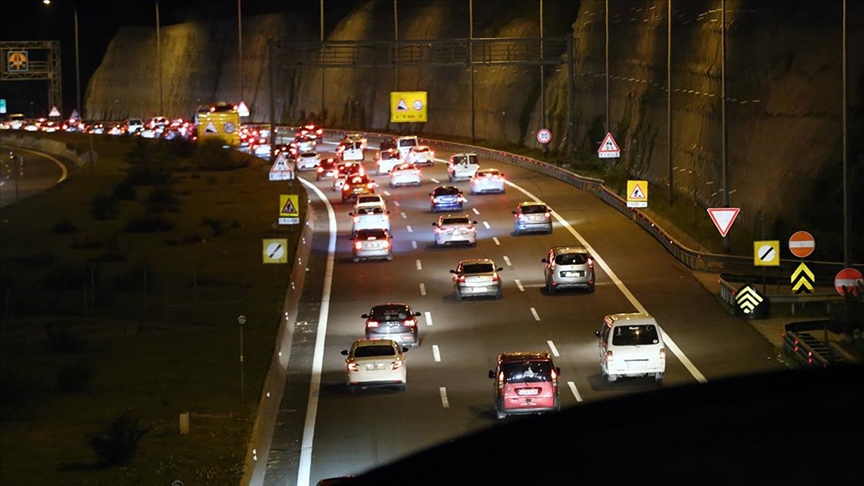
85 0 862 245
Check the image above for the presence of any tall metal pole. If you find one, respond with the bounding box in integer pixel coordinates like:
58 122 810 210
156 1 163 115
394 0 399 91
470 0 475 143
721 0 730 253
320 0 325 123
667 0 673 203
605 0 610 133
540 0 546 133
238 0 243 105
74 5 81 118
842 0 850 267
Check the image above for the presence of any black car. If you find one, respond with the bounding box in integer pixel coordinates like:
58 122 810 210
430 185 465 212
362 303 421 348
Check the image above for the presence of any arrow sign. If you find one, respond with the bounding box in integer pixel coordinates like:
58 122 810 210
791 262 815 294
735 285 765 314
707 208 740 237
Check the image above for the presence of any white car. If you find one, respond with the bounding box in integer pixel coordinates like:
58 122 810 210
340 141 364 162
296 151 321 171
406 145 435 166
470 168 506 194
341 339 407 391
350 206 391 235
433 215 478 247
448 153 480 181
396 135 419 160
352 228 393 262
375 148 403 175
389 163 422 187
596 313 666 383
354 194 387 213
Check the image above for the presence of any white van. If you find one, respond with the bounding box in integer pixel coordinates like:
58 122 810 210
396 135 419 160
595 313 666 383
448 153 479 182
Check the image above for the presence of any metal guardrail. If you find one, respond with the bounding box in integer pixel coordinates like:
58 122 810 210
781 320 849 368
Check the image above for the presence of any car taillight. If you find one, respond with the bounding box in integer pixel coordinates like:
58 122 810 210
497 372 504 391
659 348 666 361
317 167 323 172
366 320 379 328
457 196 464 202
367 183 374 188
392 360 404 370
544 212 551 218
404 318 416 327
588 258 594 270
382 240 391 248
354 242 363 250
353 216 360 223
605 350 614 363
466 225 474 230
434 227 442 233
458 276 466 283
492 273 500 282
347 362 359 372
342 185 350 191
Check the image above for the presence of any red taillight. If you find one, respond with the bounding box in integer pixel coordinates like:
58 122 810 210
588 257 594 270
492 273 500 282
317 167 323 172
457 196 465 202
392 359 404 370
383 240 391 248
366 320 379 328
367 183 374 188
404 318 416 327
353 216 360 223
354 242 363 250
458 276 466 283
605 350 614 363
497 372 504 390
544 212 551 218
659 348 666 361
342 185 350 191
347 362 359 372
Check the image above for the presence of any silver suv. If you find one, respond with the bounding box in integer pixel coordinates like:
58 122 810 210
512 201 553 235
541 246 595 293
451 259 503 301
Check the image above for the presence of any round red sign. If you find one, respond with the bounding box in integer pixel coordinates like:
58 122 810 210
536 129 551 144
788 231 815 259
835 268 863 296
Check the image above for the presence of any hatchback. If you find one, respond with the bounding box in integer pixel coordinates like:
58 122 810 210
341 174 376 202
332 161 364 192
341 339 408 391
488 351 561 419
352 228 393 262
542 246 595 293
595 313 666 383
389 163 422 187
362 303 421 348
296 151 321 171
513 201 553 235
406 145 435 166
451 259 503 300
433 215 477 247
470 169 506 194
316 157 339 180
350 206 391 235
430 186 465 212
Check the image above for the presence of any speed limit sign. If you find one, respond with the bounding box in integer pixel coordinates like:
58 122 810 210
536 128 552 144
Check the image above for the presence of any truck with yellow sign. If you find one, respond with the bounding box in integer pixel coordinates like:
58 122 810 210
195 102 240 146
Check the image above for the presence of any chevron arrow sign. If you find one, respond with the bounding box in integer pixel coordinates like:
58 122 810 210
791 262 815 294
735 285 764 314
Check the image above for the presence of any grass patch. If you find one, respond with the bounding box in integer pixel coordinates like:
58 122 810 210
0 133 306 484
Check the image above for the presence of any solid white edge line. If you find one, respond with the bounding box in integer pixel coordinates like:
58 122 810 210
547 340 560 357
530 307 541 321
425 311 433 326
568 381 584 402
503 179 707 384
432 344 441 362
439 386 450 408
297 177 338 486
8 147 68 183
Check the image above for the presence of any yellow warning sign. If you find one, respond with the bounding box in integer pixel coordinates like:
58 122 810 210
626 180 648 208
390 91 427 123
279 194 300 225
754 240 780 267
263 238 289 264
7 50 28 72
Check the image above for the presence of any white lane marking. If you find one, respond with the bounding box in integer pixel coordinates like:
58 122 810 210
432 345 441 362
493 237 501 246
530 307 541 321
419 283 426 296
425 311 433 326
439 387 450 408
483 221 491 229
401 212 407 219
297 177 338 486
504 179 707 384
547 340 560 357
431 178 440 183
515 279 525 292
383 190 392 196
472 208 480 215
407 225 413 233
503 255 512 266
394 200 400 206
568 381 584 402
416 259 423 270
411 240 418 249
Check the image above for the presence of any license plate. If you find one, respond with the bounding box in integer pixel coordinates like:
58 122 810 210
562 271 585 277
517 388 539 396
366 243 380 249
471 287 487 292
366 363 385 370
627 361 647 369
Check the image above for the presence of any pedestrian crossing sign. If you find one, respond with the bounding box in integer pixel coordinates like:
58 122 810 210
626 180 648 208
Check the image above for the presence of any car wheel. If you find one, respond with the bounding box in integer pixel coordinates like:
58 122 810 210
547 227 553 234
495 287 503 300
587 284 595 293
448 174 453 182
398 383 407 392
496 409 506 420
352 257 359 263
386 255 393 261
655 373 664 383
546 280 555 294
470 241 477 248
553 396 561 412
607 374 617 383
455 290 463 301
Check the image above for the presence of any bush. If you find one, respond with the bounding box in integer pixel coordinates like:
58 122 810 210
191 139 249 171
124 214 175 233
112 180 137 200
52 219 78 234
90 194 119 221
56 362 94 393
87 413 148 466
202 217 241 237
0 374 34 421
145 187 181 213
41 322 90 354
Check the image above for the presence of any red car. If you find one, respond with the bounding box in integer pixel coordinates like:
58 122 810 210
488 351 561 420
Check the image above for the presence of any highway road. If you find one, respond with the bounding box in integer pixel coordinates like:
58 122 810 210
0 145 70 209
262 139 786 486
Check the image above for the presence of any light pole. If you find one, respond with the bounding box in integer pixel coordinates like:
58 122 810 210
238 315 246 404
320 0 325 123
238 0 243 106
156 0 163 116
43 0 81 119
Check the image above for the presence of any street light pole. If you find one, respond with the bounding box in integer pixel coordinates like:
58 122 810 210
320 0 325 123
156 0 163 115
238 0 243 106
73 5 81 118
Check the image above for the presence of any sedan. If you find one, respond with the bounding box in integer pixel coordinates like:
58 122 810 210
450 259 503 301
512 201 553 235
316 157 340 181
433 215 478 247
362 303 421 348
470 168 506 194
352 228 393 262
389 163 422 187
430 185 465 212
341 339 408 392
295 151 321 171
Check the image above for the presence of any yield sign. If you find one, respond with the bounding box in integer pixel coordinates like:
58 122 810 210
597 132 620 158
707 207 740 237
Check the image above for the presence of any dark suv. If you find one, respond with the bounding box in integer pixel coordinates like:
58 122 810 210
488 352 561 419
362 303 421 348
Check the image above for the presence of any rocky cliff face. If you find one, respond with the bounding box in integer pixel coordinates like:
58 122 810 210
85 0 862 252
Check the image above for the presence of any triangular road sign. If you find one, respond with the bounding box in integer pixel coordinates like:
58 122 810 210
282 198 297 214
396 99 408 111
629 184 645 200
49 106 61 117
599 132 620 152
269 153 294 181
707 207 740 237
205 121 218 133
237 101 250 117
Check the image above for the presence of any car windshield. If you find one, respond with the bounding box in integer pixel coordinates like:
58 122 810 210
395 164 416 171
462 263 494 274
356 229 387 239
353 345 396 358
520 204 547 214
441 217 470 226
501 361 553 384
555 253 588 265
612 325 660 346
369 305 412 321
435 187 460 196
398 138 418 148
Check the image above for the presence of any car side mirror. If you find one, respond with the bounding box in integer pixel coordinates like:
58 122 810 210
402 347 410 353
488 370 495 379
341 350 349 356
348 213 354 216
473 221 478 225
497 267 504 271
541 258 549 263
449 269 457 274
432 223 437 226
511 211 517 214
361 314 369 319
414 312 422 317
